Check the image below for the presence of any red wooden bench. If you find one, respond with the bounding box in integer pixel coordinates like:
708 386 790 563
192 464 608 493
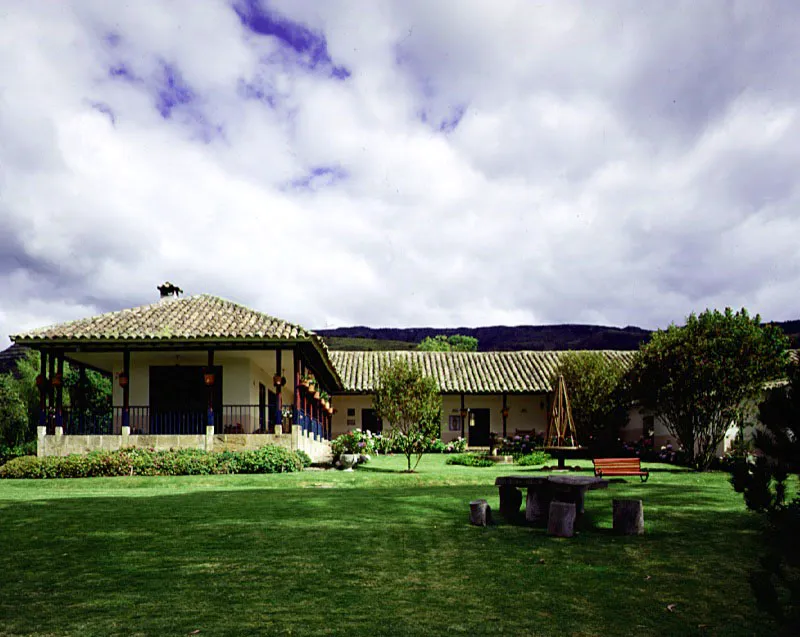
593 458 649 482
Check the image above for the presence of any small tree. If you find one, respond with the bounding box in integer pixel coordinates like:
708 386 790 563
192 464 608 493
0 373 29 447
731 363 800 633
555 352 629 453
372 359 441 472
418 334 478 352
631 308 789 470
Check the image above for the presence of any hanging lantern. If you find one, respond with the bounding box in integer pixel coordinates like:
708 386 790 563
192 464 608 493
118 373 129 388
203 370 215 386
501 406 509 419
51 373 63 388
35 374 46 387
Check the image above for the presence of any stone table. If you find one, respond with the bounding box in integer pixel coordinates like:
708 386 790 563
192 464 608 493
494 474 608 524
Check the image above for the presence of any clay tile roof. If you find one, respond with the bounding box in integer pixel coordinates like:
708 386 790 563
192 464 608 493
10 294 318 344
328 350 637 394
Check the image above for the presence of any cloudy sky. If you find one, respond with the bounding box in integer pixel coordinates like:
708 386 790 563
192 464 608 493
2 1 800 346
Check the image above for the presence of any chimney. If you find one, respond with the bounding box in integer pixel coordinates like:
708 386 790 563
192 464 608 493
157 282 183 300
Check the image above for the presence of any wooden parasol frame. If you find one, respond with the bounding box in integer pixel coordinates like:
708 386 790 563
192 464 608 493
544 374 582 450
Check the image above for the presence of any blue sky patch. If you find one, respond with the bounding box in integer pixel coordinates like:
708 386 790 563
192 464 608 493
156 63 194 118
90 101 116 125
109 63 137 81
233 0 351 80
287 165 348 191
439 105 466 134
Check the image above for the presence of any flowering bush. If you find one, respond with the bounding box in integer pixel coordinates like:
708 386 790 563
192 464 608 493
365 433 467 455
499 432 546 458
331 430 374 457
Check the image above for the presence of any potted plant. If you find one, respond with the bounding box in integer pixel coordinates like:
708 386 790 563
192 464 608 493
332 430 373 471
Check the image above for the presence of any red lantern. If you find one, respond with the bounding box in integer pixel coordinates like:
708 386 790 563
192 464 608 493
118 373 129 388
35 374 46 387
51 373 63 388
204 372 215 386
501 407 509 419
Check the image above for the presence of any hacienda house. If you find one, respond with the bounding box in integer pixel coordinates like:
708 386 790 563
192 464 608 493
10 285 675 459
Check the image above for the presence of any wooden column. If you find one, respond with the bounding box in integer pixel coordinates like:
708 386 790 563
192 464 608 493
206 349 215 429
48 352 56 431
122 350 130 429
275 350 283 427
502 393 508 438
38 350 48 427
460 393 466 439
55 354 64 429
294 351 301 426
78 365 86 431
310 391 316 434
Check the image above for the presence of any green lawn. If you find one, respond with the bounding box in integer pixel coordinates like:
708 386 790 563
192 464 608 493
0 455 777 636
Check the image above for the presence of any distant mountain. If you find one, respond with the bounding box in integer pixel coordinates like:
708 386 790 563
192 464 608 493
317 320 800 352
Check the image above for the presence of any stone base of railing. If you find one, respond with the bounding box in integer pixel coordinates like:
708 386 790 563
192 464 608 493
36 425 332 463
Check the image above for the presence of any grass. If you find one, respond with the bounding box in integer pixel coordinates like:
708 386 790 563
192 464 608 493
0 455 778 636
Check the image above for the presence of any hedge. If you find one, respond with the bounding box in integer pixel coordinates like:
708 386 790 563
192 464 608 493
445 453 496 468
0 445 304 479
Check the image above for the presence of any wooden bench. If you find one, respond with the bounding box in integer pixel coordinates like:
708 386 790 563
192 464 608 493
593 458 649 482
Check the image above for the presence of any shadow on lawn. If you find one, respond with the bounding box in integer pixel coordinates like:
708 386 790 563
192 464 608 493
352 465 410 474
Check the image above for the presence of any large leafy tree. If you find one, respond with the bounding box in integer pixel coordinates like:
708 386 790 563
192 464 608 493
417 334 478 352
731 363 800 634
372 359 441 472
0 374 28 447
0 350 111 445
555 352 629 453
631 308 789 470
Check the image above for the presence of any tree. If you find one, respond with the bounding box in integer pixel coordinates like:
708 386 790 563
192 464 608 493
631 308 789 470
417 334 478 352
731 363 800 634
0 350 112 444
555 352 629 453
372 359 441 472
0 373 28 447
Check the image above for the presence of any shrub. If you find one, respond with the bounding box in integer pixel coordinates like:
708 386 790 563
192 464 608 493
500 433 545 459
516 451 551 466
331 430 374 457
368 434 466 455
295 450 312 468
443 437 467 453
0 441 37 466
445 453 495 468
370 433 395 455
0 445 304 479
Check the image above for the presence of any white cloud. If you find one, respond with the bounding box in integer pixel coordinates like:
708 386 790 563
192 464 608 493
2 0 800 349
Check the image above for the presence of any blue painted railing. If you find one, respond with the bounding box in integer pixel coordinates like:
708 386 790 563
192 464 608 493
58 405 325 437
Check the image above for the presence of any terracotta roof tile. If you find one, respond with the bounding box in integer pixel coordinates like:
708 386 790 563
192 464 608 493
11 294 319 345
329 350 637 394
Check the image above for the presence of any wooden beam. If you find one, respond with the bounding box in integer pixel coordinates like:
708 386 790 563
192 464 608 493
207 349 215 429
48 352 56 429
122 350 130 429
275 349 283 428
294 347 301 428
55 354 64 429
38 350 48 427
502 392 508 439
